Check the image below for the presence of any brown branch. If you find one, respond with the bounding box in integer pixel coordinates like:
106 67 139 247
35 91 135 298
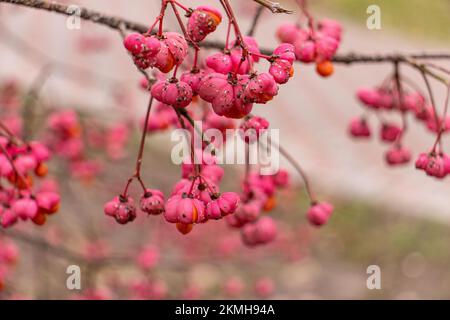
1 0 450 64
253 0 293 14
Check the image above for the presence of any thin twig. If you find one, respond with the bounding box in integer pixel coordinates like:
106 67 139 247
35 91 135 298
253 0 293 14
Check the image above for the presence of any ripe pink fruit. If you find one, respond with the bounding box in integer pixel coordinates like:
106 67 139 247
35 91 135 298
318 19 343 41
276 23 301 44
164 194 206 224
205 52 234 74
205 192 240 220
35 191 60 214
241 217 277 246
315 33 339 61
307 202 334 226
294 40 316 63
11 197 38 220
198 73 253 119
380 123 401 143
151 79 193 108
180 69 209 95
273 170 290 188
187 6 222 42
244 73 278 104
0 208 17 228
103 196 136 225
357 88 380 107
123 33 146 55
0 154 13 177
349 118 371 138
425 156 447 178
415 152 429 170
140 189 165 215
269 44 295 84
385 146 411 166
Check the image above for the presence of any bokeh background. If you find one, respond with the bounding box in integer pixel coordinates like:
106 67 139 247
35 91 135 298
1 0 450 299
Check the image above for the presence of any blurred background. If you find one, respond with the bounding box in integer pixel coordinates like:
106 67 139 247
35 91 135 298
1 0 450 299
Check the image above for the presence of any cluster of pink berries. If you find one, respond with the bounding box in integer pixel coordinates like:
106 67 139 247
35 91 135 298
276 18 342 77
164 150 239 234
226 169 289 246
123 2 298 119
350 72 450 179
0 137 60 228
110 1 336 242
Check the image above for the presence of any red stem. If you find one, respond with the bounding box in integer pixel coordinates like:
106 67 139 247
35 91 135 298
121 96 154 197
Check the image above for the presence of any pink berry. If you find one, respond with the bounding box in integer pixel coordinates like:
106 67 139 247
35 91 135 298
244 73 278 104
151 79 193 108
187 6 222 42
307 202 334 226
140 189 165 215
103 196 136 224
385 146 411 166
380 123 401 143
349 118 371 138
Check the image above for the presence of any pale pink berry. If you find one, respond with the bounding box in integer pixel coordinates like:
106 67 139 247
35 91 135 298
242 217 277 246
415 152 429 170
307 202 334 226
377 90 394 109
349 117 371 138
151 79 193 108
234 200 262 224
276 23 301 44
403 92 425 112
294 40 316 63
357 88 380 107
187 6 222 42
380 123 401 143
385 146 411 166
254 216 277 243
140 189 165 215
315 34 339 61
318 19 342 41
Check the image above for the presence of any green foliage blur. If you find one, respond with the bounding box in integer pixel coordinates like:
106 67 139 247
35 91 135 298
311 0 450 41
